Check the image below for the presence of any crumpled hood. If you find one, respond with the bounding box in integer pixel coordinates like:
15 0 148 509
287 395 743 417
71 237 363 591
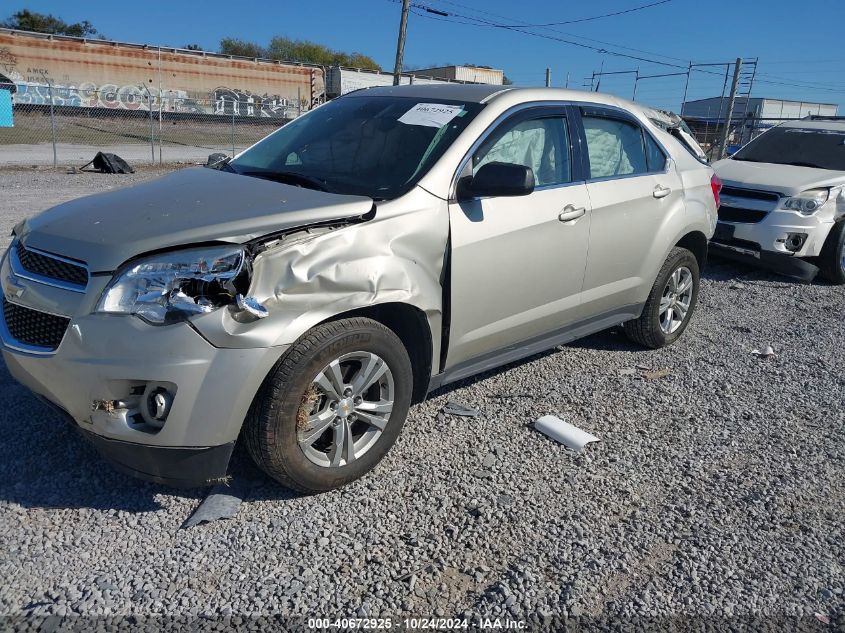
18 167 374 272
713 158 845 196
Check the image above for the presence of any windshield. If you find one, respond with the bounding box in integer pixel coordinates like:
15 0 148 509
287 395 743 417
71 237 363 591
227 96 484 200
732 126 845 171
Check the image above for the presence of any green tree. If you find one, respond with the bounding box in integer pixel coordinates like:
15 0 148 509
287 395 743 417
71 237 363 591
184 43 203 51
219 38 267 58
1 9 101 37
220 35 380 71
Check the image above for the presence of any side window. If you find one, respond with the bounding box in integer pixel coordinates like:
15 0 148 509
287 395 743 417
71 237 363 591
473 115 571 187
645 133 667 172
582 115 648 179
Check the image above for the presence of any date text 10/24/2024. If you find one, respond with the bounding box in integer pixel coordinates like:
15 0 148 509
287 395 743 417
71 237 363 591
307 617 528 630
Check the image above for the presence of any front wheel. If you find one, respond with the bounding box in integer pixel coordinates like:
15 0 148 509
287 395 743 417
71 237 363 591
818 220 845 285
244 317 413 493
624 247 700 349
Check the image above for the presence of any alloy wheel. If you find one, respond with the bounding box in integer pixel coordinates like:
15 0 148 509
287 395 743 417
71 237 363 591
659 266 694 334
297 351 395 468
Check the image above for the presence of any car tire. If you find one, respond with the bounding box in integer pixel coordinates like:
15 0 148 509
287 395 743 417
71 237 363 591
818 220 845 285
624 247 700 349
243 317 413 493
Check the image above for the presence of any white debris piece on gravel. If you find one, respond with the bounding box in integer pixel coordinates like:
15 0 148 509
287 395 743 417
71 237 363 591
534 415 599 452
751 345 777 358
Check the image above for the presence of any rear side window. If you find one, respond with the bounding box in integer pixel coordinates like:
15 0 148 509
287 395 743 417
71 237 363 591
645 134 667 172
474 115 572 187
582 115 648 178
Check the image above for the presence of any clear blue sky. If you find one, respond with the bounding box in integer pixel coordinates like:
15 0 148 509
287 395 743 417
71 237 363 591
9 0 845 112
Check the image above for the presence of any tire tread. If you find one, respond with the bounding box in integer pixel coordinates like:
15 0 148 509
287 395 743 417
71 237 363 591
244 317 405 494
623 247 698 349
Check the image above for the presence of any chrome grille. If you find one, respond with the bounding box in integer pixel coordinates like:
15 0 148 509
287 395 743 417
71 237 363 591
2 299 70 351
15 241 88 288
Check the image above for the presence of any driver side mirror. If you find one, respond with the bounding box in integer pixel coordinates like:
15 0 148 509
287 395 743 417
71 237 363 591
458 162 535 200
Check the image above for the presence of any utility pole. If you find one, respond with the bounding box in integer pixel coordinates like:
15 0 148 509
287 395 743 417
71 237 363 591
392 0 411 86
680 62 692 113
565 72 570 89
718 58 743 160
545 67 551 87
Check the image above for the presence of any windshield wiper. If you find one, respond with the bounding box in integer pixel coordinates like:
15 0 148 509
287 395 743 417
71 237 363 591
238 170 330 192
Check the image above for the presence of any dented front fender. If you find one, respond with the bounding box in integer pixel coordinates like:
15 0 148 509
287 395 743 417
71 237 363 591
190 187 449 375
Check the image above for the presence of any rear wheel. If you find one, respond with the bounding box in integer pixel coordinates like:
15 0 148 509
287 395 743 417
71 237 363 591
818 221 845 285
244 317 412 493
624 247 700 349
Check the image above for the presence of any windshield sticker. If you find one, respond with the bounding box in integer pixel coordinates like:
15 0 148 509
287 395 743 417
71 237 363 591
399 103 465 128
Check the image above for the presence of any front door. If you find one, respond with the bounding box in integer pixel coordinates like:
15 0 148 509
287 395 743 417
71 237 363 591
446 107 591 369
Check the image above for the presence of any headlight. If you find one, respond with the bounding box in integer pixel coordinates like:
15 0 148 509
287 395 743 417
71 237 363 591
781 188 830 215
96 245 249 324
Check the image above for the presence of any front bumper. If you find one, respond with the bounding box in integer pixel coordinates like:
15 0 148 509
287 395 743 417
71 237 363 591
709 237 819 281
3 312 287 487
718 208 834 258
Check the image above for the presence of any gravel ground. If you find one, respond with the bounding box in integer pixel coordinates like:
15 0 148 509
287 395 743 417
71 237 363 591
0 168 842 628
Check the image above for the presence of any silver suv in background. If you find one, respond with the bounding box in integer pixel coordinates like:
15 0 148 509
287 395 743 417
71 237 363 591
2 85 718 492
712 117 845 282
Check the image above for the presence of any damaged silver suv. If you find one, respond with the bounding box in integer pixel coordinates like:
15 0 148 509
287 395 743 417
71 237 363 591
2 85 718 491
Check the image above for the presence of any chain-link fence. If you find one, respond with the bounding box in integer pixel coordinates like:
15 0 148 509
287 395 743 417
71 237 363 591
1 84 289 168
683 116 820 161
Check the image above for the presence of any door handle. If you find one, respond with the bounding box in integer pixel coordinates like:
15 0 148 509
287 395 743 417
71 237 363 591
653 185 672 199
558 205 586 222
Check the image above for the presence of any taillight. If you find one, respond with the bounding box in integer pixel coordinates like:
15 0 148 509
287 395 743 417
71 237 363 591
711 174 723 209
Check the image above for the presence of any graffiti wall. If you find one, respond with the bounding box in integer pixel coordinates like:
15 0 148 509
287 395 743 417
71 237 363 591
0 29 325 118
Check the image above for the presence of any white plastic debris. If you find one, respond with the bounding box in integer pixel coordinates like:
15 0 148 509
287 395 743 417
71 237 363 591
534 415 600 452
751 345 777 358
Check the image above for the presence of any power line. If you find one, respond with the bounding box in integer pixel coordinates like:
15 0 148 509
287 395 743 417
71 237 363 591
402 1 845 96
426 0 693 65
486 0 672 28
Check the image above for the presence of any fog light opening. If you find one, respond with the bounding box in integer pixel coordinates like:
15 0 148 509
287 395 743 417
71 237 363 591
144 386 175 428
785 233 807 253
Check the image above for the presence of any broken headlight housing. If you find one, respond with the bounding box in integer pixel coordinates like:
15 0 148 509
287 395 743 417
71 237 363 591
781 188 830 215
96 245 250 325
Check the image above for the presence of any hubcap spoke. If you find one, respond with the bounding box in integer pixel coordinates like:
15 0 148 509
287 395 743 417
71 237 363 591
329 418 355 467
677 277 693 294
299 408 335 446
315 361 345 401
355 409 388 431
351 353 388 394
670 269 680 292
356 399 393 414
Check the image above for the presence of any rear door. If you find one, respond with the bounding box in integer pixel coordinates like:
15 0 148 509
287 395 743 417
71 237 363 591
446 105 592 369
575 105 685 318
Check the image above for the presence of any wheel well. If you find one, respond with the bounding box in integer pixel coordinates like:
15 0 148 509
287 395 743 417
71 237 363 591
675 231 708 270
326 303 433 404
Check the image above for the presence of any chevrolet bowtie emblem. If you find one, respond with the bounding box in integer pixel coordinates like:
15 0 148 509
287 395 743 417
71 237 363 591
3 273 25 299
